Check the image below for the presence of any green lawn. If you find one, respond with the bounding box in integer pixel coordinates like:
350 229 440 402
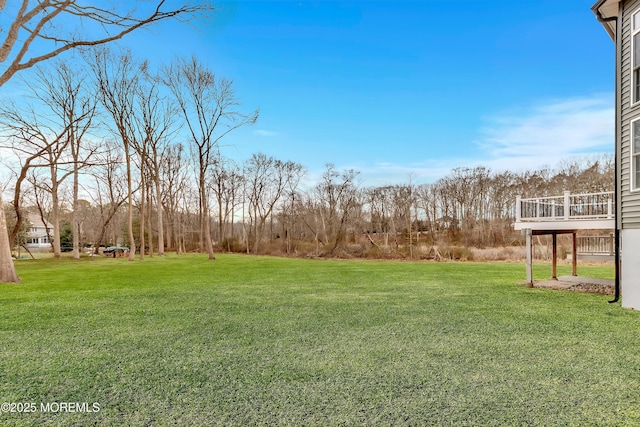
0 255 636 426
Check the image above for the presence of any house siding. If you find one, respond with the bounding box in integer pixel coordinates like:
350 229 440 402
620 0 640 228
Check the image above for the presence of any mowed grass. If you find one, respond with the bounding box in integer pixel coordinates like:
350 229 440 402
1 254 638 426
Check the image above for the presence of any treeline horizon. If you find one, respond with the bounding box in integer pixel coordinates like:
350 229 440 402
0 48 614 260
5 147 613 260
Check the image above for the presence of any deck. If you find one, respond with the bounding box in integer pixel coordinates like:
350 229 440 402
513 191 615 285
514 191 615 231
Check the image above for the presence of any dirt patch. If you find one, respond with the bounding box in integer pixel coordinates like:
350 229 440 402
529 276 614 295
566 282 614 295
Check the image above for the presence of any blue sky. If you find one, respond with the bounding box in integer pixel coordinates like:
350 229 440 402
66 1 620 185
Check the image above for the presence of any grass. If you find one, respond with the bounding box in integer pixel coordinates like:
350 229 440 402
0 254 636 426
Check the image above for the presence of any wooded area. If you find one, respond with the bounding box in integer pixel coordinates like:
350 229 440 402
2 55 614 261
0 2 614 266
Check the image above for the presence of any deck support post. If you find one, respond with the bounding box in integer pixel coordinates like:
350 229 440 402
524 228 533 287
572 232 577 276
552 233 557 280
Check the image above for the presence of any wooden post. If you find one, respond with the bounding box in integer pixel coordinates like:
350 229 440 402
525 229 533 287
564 191 571 220
572 232 577 277
610 232 614 256
552 233 557 280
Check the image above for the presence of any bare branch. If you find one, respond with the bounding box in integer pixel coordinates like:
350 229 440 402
0 1 214 87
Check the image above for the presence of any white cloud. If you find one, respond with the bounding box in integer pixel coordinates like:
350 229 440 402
303 94 615 187
475 94 614 171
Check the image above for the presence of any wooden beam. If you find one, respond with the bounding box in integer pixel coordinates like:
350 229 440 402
525 229 533 287
552 233 557 280
572 232 577 276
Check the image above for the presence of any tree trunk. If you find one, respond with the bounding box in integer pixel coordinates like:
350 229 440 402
139 169 145 261
155 178 165 256
72 167 80 259
125 144 136 261
200 171 215 260
0 193 20 283
147 186 153 257
50 170 61 259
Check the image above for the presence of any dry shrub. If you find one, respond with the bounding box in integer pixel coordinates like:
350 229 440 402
440 246 474 261
219 237 246 253
363 244 384 259
346 243 367 258
471 246 526 261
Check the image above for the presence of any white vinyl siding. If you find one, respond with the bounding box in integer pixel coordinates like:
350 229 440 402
632 118 640 190
634 10 640 103
621 0 640 228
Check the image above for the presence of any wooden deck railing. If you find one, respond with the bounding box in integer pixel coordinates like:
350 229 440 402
516 191 614 223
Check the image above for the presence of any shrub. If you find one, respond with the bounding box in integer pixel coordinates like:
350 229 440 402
440 245 474 261
219 237 246 253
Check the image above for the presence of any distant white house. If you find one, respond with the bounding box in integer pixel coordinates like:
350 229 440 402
25 213 54 249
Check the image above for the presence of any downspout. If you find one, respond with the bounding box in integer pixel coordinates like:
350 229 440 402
594 9 618 25
611 10 621 304
594 7 620 302
612 229 620 303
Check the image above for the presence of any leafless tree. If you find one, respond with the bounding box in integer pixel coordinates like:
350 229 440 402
0 0 213 281
315 164 360 255
279 162 306 254
243 153 304 253
0 190 20 282
88 48 140 260
87 140 128 252
161 142 190 252
209 156 243 248
163 56 258 260
0 83 94 258
29 62 97 258
415 183 439 243
135 68 177 256
0 1 213 87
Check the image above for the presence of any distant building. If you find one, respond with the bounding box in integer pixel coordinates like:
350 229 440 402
25 213 54 249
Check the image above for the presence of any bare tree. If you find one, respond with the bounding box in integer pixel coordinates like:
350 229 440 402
0 0 213 281
0 191 20 282
279 162 306 254
0 1 212 87
88 48 140 260
209 156 243 248
415 183 438 244
0 87 94 258
315 164 360 255
135 68 177 256
87 140 128 252
30 62 97 259
243 153 304 253
163 56 258 260
161 142 190 253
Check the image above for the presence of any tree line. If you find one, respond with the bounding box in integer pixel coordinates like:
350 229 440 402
3 63 614 261
0 0 214 282
0 2 614 269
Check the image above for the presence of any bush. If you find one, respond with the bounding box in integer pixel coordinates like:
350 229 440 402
440 246 474 261
219 237 246 253
471 246 525 261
